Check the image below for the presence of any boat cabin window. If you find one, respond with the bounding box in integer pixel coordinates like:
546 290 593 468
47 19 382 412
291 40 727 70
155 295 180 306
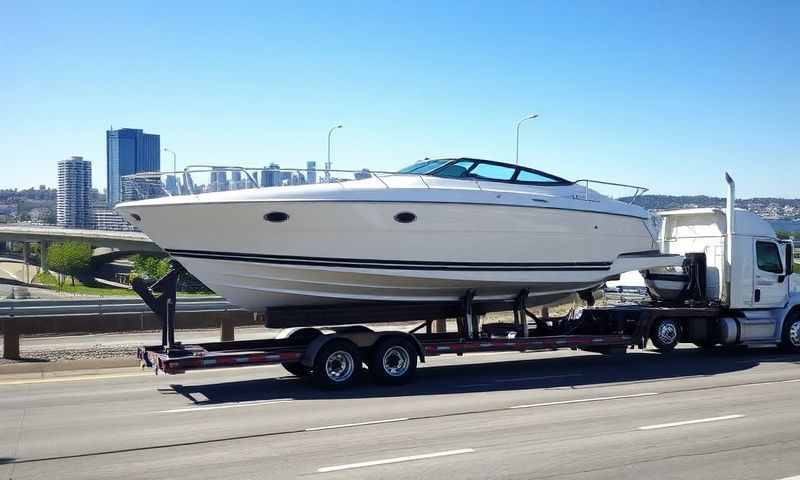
516 169 562 183
468 162 516 181
435 160 475 178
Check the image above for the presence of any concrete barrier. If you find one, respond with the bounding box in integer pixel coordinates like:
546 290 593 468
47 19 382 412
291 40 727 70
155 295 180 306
0 310 262 360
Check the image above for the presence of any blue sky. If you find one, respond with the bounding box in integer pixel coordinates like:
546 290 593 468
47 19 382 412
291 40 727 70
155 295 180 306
2 1 798 197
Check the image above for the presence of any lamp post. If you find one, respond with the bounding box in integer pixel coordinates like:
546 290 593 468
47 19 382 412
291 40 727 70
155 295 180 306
326 124 342 182
514 113 539 165
163 147 177 193
163 147 177 173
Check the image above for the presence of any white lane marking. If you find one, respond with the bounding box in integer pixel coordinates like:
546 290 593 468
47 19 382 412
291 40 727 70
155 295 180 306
317 448 475 473
0 372 146 386
639 414 744 431
495 373 582 383
775 476 800 480
306 417 409 431
509 392 659 409
157 399 293 413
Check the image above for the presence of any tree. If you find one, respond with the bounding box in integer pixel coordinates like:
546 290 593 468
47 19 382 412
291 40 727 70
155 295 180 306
130 255 170 281
47 241 92 287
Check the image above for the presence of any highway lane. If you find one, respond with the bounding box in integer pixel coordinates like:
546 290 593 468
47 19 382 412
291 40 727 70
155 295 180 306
2 347 800 479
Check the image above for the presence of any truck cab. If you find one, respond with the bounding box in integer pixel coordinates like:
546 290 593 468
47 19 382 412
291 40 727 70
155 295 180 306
650 175 799 348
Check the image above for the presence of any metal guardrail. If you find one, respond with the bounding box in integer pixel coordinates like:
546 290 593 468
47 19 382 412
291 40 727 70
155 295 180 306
0 296 239 318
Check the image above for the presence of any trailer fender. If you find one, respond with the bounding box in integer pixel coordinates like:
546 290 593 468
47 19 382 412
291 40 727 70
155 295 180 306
301 334 342 368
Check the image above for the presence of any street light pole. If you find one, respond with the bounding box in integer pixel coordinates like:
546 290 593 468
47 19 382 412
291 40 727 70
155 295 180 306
326 124 342 182
163 148 177 173
163 147 177 193
514 113 539 165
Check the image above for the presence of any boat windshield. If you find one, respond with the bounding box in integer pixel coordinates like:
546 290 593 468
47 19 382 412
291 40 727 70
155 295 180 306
397 158 570 185
397 159 451 174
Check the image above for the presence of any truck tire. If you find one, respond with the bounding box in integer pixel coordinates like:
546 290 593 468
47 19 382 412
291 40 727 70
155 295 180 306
651 318 680 353
280 328 322 377
312 339 362 389
779 312 800 353
369 337 418 385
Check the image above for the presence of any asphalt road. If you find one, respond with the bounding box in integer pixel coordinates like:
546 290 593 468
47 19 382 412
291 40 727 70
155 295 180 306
2 346 800 479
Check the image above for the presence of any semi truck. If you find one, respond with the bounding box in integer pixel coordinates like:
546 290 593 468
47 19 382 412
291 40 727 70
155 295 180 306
136 174 800 388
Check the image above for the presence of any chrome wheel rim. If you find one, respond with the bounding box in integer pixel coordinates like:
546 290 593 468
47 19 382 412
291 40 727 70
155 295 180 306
382 346 410 377
325 350 355 383
789 321 800 347
657 321 678 345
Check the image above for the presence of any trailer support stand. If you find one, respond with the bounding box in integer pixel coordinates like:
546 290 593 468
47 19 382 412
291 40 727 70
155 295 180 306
513 289 530 337
132 261 185 355
461 290 477 339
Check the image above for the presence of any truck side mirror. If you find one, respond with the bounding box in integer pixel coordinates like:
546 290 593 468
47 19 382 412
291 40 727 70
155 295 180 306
787 244 794 275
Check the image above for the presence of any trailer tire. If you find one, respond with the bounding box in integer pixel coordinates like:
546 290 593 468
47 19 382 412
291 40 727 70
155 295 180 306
312 339 362 389
779 312 800 353
651 318 680 353
369 337 418 385
280 328 323 377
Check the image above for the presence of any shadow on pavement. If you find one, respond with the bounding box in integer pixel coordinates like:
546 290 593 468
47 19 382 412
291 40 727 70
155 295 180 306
167 347 800 405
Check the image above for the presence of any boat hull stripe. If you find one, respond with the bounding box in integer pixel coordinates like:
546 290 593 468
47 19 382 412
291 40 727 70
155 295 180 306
165 249 613 272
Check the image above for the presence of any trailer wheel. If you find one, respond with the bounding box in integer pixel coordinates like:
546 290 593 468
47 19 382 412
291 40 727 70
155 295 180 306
312 339 362 389
369 337 418 385
779 312 800 353
280 328 323 377
651 318 680 353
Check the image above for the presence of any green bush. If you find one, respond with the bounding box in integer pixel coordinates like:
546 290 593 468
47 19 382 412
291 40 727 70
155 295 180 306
131 255 170 281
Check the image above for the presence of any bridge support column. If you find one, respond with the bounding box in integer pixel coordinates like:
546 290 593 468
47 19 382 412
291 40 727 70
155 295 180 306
220 309 234 342
22 242 30 284
2 318 20 360
40 240 49 274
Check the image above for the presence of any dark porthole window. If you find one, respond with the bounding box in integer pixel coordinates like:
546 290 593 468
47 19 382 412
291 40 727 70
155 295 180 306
264 211 290 223
394 212 417 223
130 213 141 222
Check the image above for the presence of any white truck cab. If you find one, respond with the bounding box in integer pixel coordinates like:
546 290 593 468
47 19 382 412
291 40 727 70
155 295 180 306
650 174 800 349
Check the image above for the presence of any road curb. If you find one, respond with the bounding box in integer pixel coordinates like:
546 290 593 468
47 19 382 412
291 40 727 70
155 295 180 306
0 357 139 376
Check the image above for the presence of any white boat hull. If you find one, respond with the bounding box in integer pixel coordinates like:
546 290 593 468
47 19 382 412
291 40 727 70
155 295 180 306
118 197 679 311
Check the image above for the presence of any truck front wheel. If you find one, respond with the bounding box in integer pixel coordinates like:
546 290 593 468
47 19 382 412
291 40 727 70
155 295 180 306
651 318 680 353
779 312 800 353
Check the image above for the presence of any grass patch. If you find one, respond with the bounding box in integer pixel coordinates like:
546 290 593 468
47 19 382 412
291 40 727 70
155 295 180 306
32 271 215 297
33 271 138 296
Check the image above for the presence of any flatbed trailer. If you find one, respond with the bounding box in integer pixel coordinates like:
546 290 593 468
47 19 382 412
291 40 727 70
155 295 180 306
134 267 726 388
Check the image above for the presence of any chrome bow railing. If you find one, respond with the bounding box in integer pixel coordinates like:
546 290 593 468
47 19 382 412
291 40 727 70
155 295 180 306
572 179 648 204
121 166 648 205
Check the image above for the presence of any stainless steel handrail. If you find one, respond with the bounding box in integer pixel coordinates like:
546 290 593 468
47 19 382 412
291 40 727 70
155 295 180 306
572 178 649 204
122 167 649 204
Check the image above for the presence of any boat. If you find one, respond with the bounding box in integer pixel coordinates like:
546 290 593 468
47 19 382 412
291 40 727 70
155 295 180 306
115 158 682 313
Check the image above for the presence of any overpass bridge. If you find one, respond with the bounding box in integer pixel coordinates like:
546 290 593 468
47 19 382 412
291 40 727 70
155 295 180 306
0 224 162 274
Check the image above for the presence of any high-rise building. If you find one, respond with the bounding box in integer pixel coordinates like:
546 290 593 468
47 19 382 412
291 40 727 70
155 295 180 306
106 128 160 206
57 156 92 228
306 161 317 185
261 163 281 187
210 167 228 191
230 170 243 190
